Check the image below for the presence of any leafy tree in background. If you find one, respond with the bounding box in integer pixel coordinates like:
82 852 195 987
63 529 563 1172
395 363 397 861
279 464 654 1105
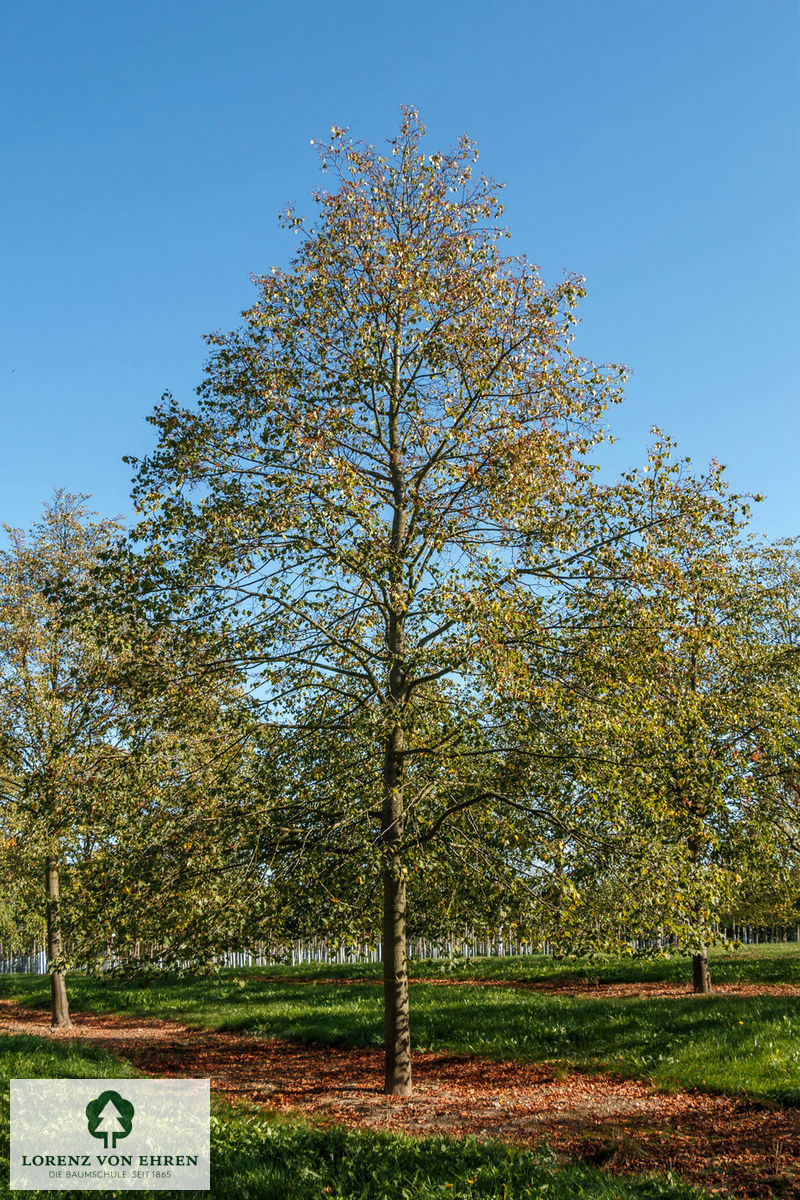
0 493 255 1021
0 493 129 1025
516 460 800 989
0 830 43 957
124 108 725 1094
716 539 800 941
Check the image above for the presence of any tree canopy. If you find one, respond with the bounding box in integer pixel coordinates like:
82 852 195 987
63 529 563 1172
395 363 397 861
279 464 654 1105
124 109 760 1093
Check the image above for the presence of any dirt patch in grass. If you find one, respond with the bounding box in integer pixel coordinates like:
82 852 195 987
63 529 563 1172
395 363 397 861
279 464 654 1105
2 998 797 1198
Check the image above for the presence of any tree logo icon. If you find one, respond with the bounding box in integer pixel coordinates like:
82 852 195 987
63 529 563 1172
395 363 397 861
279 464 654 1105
85 1090 135 1149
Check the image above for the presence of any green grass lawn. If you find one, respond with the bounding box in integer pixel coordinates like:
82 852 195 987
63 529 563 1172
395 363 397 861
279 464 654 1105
421 941 800 986
211 941 800 987
1 945 799 1105
0 1038 708 1199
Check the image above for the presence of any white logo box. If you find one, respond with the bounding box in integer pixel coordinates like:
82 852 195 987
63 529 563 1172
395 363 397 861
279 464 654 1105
10 1079 210 1191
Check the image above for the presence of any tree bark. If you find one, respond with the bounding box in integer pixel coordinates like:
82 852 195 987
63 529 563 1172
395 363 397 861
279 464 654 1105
381 720 411 1095
688 821 712 995
686 649 712 996
45 857 72 1028
692 946 712 995
380 328 412 1095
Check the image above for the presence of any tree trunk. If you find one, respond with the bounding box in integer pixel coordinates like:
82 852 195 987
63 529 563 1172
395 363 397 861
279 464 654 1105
381 333 412 1097
381 720 411 1095
692 946 712 995
45 857 72 1028
687 802 711 995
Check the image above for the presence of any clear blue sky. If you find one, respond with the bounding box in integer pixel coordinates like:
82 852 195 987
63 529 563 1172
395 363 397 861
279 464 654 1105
2 1 798 538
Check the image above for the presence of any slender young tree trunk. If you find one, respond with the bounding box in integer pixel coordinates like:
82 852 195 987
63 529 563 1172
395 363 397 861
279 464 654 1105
687 647 711 997
692 946 712 995
688 820 711 995
45 857 72 1028
381 718 411 1095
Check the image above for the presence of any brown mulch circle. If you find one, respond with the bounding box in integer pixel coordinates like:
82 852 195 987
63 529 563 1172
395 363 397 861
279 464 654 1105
2 998 799 1198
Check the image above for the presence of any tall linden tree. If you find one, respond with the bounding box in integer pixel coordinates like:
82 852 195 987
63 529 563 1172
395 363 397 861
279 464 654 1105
127 109 635 1094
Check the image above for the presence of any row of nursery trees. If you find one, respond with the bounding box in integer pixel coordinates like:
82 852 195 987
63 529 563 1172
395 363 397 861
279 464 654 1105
1 110 798 1096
